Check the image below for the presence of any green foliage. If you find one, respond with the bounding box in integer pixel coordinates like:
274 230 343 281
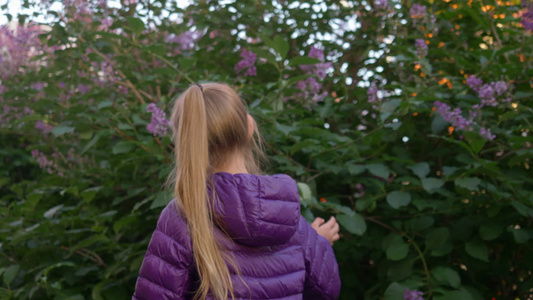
1 0 533 299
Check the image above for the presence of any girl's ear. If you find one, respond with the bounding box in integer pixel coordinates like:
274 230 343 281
247 114 255 140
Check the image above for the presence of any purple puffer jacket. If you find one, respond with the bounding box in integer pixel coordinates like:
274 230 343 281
132 172 341 299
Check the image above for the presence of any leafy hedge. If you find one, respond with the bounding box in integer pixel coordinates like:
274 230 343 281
1 0 532 299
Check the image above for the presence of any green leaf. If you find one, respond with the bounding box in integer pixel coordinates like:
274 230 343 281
384 282 409 300
150 191 171 209
178 57 197 70
347 164 365 175
514 91 533 99
126 17 145 35
43 204 64 219
386 191 411 209
112 141 135 154
408 162 430 179
297 182 312 206
380 99 401 122
421 178 444 194
98 100 113 109
434 288 474 300
511 228 529 244
479 223 503 241
81 186 103 203
432 114 448 134
385 235 409 261
82 130 103 154
411 216 434 232
465 241 489 262
464 131 486 154
287 56 322 66
145 44 166 56
273 35 289 59
510 201 533 217
3 264 20 286
432 267 461 288
426 227 450 249
52 125 75 137
455 177 481 191
337 213 367 236
366 163 390 179
275 122 297 135
442 166 459 177
113 215 136 234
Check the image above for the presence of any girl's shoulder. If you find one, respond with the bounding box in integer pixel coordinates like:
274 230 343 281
155 200 193 252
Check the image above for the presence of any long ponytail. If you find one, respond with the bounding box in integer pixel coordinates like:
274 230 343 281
173 85 235 300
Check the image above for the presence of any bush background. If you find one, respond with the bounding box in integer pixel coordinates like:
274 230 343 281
1 0 532 299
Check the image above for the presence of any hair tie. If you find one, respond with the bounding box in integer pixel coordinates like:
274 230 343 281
192 82 203 92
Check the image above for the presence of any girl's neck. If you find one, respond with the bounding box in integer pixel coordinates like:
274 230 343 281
215 151 248 174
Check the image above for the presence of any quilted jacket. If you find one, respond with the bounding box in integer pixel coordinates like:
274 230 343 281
132 172 341 299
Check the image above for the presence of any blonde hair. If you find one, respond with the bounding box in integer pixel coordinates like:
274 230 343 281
165 82 266 299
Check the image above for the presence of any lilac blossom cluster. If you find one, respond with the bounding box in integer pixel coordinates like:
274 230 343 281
0 105 34 127
434 75 514 141
410 4 427 19
466 75 510 107
415 39 428 57
294 46 332 104
234 49 257 77
434 101 496 141
165 30 203 54
146 103 171 137
31 149 63 176
35 120 54 133
434 101 473 130
404 289 424 300
522 1 533 31
0 24 47 80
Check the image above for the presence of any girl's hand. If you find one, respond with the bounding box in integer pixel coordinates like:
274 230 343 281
311 217 340 246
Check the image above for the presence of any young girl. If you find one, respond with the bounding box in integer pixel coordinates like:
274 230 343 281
132 82 341 300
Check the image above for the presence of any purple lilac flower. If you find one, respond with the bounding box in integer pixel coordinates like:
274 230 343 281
415 39 428 57
434 101 472 130
367 82 381 103
31 149 55 173
410 4 427 19
374 0 388 9
299 46 333 80
492 81 507 96
404 289 424 300
146 103 171 137
478 84 497 107
165 31 202 52
294 77 328 104
35 120 53 133
0 24 46 80
234 49 257 77
466 76 483 93
32 82 46 91
77 83 91 95
522 1 533 31
480 127 496 140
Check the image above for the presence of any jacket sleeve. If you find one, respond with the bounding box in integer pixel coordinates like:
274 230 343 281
132 202 194 300
300 216 341 299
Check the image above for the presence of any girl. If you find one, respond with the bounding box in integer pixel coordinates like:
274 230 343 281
132 82 341 300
